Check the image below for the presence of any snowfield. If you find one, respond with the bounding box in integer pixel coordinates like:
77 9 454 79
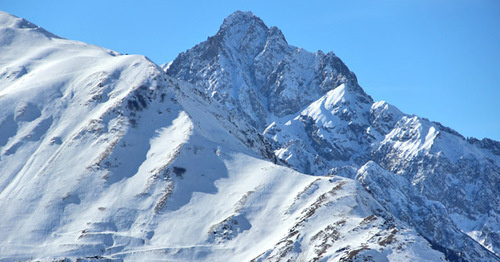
0 11 498 261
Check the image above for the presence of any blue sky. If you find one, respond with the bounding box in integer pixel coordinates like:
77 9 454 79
3 0 499 140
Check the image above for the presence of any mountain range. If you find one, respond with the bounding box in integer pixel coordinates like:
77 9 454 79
0 10 498 261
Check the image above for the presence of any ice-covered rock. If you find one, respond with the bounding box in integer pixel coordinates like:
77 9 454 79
167 10 500 260
0 10 498 261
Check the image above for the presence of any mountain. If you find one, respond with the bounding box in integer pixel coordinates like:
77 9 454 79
0 10 498 261
166 11 500 260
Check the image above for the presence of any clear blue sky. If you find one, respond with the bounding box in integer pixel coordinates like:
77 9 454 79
3 0 499 140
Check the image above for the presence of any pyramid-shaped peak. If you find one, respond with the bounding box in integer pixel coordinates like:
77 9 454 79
267 26 288 44
220 10 268 31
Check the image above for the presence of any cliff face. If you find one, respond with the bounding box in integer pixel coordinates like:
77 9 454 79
166 11 500 260
166 11 364 128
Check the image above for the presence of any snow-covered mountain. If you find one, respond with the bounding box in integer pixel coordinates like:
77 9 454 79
0 10 498 261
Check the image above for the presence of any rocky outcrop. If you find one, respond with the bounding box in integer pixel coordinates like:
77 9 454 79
167 10 500 260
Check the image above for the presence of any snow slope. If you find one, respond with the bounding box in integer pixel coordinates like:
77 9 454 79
0 10 498 261
0 11 440 261
166 11 500 261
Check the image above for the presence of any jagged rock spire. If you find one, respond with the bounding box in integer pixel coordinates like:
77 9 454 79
167 11 365 128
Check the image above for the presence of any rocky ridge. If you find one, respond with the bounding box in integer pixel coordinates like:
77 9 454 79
0 10 498 261
166 11 500 261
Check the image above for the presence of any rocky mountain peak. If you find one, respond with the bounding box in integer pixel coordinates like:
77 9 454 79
166 11 499 259
214 11 269 53
167 11 368 129
256 26 289 62
266 26 287 45
219 11 265 31
1 10 499 261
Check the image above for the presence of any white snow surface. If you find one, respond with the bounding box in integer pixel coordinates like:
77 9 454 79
0 11 442 261
0 10 499 261
165 10 499 261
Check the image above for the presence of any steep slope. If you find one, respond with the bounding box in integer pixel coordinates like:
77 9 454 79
0 10 188 258
166 11 367 129
265 87 500 259
166 11 500 261
0 11 447 261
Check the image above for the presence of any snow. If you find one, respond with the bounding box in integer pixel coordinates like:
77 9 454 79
0 10 498 261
